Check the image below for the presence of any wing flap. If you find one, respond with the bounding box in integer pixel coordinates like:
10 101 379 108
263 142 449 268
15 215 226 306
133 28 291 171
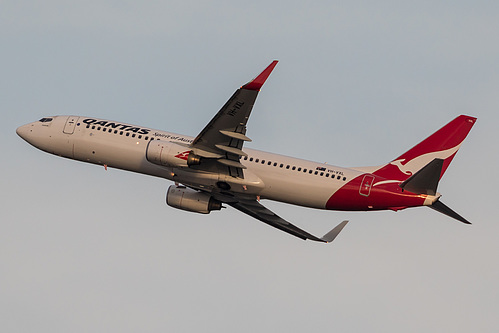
219 130 252 142
217 158 247 169
215 144 248 157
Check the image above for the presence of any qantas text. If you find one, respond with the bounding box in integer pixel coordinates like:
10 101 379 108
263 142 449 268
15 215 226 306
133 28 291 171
82 118 150 135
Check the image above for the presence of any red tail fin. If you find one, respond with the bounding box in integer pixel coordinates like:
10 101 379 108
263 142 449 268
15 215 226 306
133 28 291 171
373 115 477 181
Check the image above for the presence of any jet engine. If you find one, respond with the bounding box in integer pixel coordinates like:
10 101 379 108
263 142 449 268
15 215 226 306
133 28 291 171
146 140 201 168
166 185 222 214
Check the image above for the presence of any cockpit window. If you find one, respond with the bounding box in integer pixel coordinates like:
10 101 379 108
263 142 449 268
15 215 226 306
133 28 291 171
39 118 53 123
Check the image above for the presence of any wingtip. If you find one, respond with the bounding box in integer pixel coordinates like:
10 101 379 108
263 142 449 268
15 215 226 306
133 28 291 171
321 220 349 243
242 60 279 91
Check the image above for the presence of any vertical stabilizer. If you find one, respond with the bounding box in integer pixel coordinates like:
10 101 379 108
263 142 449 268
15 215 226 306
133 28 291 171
373 115 476 181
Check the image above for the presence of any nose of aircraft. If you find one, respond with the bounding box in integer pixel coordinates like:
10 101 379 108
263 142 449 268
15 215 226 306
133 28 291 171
16 124 30 141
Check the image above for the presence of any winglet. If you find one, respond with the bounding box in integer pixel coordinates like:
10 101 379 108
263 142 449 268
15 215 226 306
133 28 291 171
320 220 349 243
242 60 278 91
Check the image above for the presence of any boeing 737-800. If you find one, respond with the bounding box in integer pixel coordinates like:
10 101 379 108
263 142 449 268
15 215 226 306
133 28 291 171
16 61 476 243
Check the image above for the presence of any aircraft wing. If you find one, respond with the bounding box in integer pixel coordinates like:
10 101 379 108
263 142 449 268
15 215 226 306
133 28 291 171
188 61 278 178
229 198 349 243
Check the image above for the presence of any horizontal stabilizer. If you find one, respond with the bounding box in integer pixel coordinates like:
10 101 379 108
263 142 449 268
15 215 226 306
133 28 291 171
429 200 471 224
400 158 443 195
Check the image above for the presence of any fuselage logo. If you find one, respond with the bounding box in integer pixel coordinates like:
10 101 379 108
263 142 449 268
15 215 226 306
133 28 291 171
82 118 150 135
175 151 190 160
389 144 461 176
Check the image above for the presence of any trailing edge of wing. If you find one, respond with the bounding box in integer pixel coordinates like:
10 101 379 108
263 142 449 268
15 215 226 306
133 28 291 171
229 199 348 243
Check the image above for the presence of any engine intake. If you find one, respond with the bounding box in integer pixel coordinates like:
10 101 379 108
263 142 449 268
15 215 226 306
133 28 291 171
166 185 222 214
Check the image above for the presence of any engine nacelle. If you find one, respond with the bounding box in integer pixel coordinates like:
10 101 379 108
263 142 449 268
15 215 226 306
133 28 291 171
146 140 193 168
166 185 222 214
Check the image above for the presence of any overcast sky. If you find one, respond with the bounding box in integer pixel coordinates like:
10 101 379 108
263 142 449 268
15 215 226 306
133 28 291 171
2 1 498 332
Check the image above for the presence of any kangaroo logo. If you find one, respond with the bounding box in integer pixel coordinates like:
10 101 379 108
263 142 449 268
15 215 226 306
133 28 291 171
174 150 191 161
390 144 461 176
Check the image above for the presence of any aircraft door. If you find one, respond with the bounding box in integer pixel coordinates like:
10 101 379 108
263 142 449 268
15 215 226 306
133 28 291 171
63 116 79 134
359 174 375 197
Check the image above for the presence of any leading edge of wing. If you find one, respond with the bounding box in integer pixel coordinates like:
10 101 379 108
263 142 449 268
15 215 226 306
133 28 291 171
229 199 348 243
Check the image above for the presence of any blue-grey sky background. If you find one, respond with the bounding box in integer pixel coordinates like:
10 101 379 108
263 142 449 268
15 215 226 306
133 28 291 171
2 1 498 332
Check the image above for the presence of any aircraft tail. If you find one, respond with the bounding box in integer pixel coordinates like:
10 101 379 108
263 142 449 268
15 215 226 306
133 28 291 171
398 157 471 224
372 115 477 181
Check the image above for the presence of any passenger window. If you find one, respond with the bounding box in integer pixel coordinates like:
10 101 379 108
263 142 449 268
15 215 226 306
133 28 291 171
244 156 248 160
343 177 346 181
267 161 271 165
286 165 290 169
303 169 307 172
138 135 142 139
261 160 265 164
250 157 253 162
279 164 283 168
273 163 277 167
132 134 136 138
309 170 313 174
126 133 130 137
292 166 296 170
326 174 330 177
255 159 259 163
314 171 318 175
297 167 301 171
92 125 95 129
337 175 341 179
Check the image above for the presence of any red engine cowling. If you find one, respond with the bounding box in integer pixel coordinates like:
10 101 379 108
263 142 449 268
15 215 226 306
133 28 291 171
166 185 222 214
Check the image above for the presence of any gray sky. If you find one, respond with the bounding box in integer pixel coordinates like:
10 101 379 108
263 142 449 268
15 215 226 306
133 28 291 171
2 1 498 332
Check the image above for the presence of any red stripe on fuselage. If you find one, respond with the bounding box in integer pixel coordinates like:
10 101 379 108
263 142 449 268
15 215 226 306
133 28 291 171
326 174 426 211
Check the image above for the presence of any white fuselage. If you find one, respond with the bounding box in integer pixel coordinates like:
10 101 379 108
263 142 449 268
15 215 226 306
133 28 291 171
17 115 361 209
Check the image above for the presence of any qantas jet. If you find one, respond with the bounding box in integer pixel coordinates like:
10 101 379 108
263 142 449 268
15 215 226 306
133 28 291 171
16 61 476 243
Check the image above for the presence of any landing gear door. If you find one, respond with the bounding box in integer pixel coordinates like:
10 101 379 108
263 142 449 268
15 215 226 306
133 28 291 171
359 175 375 197
63 116 79 134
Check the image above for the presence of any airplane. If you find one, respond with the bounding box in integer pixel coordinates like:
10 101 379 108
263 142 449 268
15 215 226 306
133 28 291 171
16 60 477 243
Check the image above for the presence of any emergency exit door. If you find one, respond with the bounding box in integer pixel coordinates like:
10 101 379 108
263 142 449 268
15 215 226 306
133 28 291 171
63 116 79 134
